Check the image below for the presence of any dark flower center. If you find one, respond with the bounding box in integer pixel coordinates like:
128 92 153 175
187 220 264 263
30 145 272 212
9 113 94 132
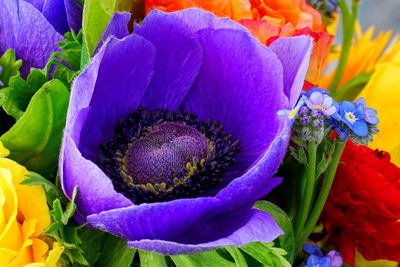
123 122 214 185
96 108 241 204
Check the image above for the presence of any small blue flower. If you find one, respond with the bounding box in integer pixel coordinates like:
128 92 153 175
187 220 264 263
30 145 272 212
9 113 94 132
302 87 329 98
303 244 343 267
338 101 368 137
355 97 379 125
304 91 337 116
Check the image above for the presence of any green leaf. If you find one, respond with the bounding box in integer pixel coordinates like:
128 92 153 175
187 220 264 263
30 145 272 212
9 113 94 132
44 31 84 86
0 79 70 177
331 73 372 102
225 247 248 267
254 201 295 263
82 0 118 55
82 0 138 55
62 186 78 225
0 49 22 87
240 242 290 267
138 250 169 267
0 69 46 119
96 234 136 267
80 36 91 69
171 249 236 267
78 228 107 266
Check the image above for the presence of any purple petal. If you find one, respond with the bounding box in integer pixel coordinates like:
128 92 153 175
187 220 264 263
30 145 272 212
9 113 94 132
269 36 312 108
181 28 287 180
216 116 290 212
23 0 44 10
42 0 69 34
0 0 63 76
126 208 282 255
95 12 131 54
87 197 221 241
134 10 203 110
61 135 132 216
64 0 82 33
324 106 337 116
77 35 156 160
303 244 323 257
322 95 333 109
309 92 324 106
167 8 249 34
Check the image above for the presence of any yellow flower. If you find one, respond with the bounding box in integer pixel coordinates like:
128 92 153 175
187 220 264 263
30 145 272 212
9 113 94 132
320 23 396 89
357 43 400 166
0 142 63 267
355 251 398 267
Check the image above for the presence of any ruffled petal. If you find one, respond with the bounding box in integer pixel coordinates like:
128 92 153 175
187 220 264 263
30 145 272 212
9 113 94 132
167 8 250 34
181 28 286 179
126 208 282 255
77 35 156 160
269 36 312 107
95 12 131 54
87 197 221 241
134 10 203 110
61 135 132 217
0 0 63 76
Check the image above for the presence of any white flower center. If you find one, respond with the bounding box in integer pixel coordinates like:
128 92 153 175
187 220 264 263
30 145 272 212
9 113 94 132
345 111 357 124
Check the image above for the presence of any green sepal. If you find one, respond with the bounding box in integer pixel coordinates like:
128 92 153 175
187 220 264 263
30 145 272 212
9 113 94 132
0 69 46 119
0 79 69 177
0 49 22 87
44 31 84 86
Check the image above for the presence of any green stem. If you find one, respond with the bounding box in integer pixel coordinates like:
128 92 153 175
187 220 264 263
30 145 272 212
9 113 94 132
329 0 360 94
298 141 346 247
293 141 317 237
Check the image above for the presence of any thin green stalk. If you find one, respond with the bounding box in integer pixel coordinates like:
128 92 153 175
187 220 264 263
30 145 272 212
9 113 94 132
293 141 317 237
329 0 360 94
298 141 346 246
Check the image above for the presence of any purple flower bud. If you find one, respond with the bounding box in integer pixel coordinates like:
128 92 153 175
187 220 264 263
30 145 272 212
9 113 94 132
311 110 323 119
301 116 311 125
299 106 309 116
313 120 323 129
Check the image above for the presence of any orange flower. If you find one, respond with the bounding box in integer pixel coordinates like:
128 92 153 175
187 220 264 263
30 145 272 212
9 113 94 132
145 0 333 84
145 0 252 20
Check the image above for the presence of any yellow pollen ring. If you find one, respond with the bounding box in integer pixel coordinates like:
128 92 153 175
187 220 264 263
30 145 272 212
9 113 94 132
289 108 298 118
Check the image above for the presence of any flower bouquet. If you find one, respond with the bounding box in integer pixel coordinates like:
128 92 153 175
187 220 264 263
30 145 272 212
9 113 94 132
0 0 399 266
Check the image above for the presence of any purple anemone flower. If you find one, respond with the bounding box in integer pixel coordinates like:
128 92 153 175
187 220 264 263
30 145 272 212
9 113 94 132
60 9 312 255
0 0 81 76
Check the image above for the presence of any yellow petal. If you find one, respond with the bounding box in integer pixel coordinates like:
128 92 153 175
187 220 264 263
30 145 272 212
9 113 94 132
0 142 9 158
358 46 400 165
0 158 50 236
0 167 22 250
44 243 64 267
355 251 398 267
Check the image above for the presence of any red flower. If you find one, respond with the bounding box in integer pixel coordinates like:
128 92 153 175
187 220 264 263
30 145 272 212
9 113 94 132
322 141 400 265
